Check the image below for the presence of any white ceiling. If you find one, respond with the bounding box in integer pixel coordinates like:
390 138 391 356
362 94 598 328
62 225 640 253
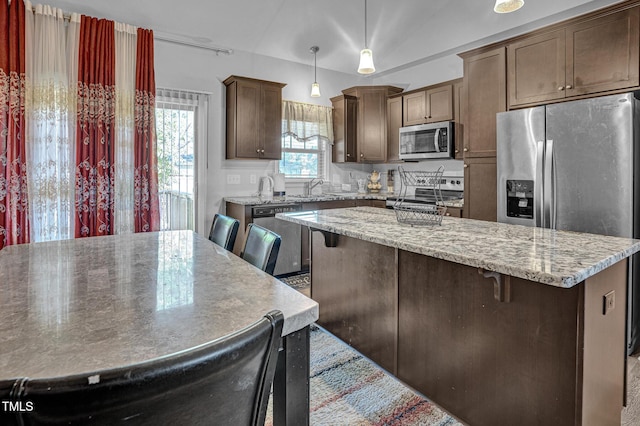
43 0 622 76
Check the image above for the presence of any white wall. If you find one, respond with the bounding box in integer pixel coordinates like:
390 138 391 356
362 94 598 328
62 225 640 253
372 54 463 92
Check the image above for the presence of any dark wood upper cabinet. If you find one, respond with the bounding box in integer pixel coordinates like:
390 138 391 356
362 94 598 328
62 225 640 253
387 96 403 162
224 75 286 160
507 29 566 106
461 47 506 158
341 86 403 163
402 85 453 126
331 94 358 163
566 6 639 97
508 6 639 108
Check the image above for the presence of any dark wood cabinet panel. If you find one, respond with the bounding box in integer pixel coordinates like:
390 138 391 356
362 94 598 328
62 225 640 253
464 157 496 222
224 75 285 160
402 91 426 126
426 85 453 123
453 81 463 160
359 88 390 162
311 232 397 374
397 250 626 426
443 207 462 218
462 47 506 158
507 29 566 106
342 86 403 163
225 202 252 256
402 85 453 127
261 83 284 159
507 6 640 108
331 95 358 163
386 96 402 162
566 6 639 97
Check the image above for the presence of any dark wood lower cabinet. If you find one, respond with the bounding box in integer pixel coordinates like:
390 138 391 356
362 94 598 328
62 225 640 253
311 233 626 426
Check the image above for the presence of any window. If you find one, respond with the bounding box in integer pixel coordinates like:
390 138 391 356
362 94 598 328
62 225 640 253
280 135 325 179
280 101 333 179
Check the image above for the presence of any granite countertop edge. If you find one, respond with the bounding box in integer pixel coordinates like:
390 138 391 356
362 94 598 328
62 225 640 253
225 193 389 205
276 207 640 288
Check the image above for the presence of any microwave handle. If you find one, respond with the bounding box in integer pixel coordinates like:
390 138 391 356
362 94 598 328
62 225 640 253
433 128 440 152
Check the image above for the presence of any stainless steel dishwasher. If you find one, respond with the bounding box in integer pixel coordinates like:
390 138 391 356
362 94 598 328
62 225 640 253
251 204 302 276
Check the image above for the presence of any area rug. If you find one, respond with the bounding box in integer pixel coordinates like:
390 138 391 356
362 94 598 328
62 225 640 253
265 325 463 426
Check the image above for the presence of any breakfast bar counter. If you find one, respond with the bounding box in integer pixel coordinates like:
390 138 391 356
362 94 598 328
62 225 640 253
0 230 318 425
277 207 640 426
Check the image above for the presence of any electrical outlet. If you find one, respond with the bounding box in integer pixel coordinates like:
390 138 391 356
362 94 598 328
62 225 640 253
227 174 241 185
603 290 615 315
250 175 256 184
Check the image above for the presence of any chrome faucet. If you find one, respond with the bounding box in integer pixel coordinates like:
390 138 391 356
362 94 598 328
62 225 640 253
304 178 324 196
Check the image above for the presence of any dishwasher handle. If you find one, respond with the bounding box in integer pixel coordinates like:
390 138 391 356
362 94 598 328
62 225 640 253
252 204 302 218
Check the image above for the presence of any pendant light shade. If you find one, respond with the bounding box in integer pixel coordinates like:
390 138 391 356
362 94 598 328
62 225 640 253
358 48 375 74
357 0 375 74
310 82 321 97
310 46 321 97
494 0 524 13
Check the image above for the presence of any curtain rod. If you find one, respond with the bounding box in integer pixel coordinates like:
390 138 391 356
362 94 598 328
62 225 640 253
26 3 233 55
154 33 233 55
27 6 232 55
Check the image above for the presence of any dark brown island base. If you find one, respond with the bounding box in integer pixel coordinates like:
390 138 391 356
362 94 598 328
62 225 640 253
277 207 640 426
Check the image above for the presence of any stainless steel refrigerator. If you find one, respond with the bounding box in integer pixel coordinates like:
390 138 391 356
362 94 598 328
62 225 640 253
496 92 640 355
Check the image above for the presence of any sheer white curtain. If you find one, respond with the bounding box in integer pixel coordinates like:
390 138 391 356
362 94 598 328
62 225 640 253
24 3 79 242
25 3 142 240
114 23 137 234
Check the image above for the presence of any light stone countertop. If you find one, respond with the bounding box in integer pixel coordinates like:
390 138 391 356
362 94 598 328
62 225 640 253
277 207 640 288
0 230 318 380
225 192 389 205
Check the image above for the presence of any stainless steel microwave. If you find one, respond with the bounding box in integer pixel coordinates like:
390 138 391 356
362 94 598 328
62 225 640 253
399 121 454 160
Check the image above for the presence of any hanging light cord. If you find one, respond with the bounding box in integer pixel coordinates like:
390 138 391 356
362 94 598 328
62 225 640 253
364 0 368 49
314 50 317 82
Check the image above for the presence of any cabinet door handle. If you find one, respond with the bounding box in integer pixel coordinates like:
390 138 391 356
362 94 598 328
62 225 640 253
565 85 572 89
261 149 265 153
445 212 451 216
455 149 459 153
360 153 364 158
463 147 468 152
256 149 260 153
464 164 468 168
558 86 564 91
346 153 351 157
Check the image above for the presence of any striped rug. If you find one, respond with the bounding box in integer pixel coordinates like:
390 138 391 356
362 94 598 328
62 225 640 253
265 325 463 425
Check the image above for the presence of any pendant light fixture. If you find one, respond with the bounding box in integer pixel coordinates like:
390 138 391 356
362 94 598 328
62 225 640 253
357 0 375 74
494 0 524 13
310 46 321 97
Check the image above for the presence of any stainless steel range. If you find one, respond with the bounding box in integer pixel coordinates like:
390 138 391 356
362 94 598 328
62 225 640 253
385 171 464 208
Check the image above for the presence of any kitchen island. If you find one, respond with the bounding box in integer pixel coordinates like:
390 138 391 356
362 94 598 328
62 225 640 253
277 207 640 426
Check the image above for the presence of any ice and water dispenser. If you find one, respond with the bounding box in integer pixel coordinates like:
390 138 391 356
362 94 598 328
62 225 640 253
506 180 534 219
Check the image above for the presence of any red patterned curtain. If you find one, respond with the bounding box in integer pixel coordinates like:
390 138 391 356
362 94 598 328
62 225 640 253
134 28 159 232
75 17 115 238
0 0 29 249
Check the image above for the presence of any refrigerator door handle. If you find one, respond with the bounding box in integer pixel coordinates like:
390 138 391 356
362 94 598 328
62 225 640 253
536 140 545 227
544 140 554 229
